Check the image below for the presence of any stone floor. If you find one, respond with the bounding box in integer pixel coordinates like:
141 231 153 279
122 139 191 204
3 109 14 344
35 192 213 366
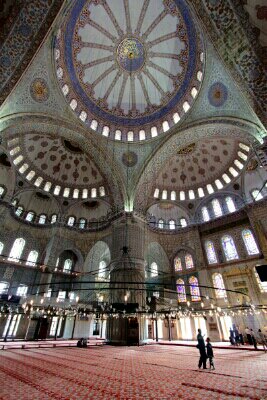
0 345 266 399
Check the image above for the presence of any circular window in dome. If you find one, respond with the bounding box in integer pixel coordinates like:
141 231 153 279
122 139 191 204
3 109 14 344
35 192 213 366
55 0 204 141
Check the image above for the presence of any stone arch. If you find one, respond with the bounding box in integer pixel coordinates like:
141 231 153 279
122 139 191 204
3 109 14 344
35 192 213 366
84 240 111 276
144 242 170 275
44 236 84 272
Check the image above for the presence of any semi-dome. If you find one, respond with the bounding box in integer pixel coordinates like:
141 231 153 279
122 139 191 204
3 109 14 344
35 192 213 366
55 0 204 141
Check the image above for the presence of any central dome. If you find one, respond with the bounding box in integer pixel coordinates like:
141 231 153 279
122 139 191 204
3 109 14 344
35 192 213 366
55 0 204 141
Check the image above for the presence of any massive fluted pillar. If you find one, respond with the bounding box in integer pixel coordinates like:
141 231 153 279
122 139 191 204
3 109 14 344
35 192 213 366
106 214 146 345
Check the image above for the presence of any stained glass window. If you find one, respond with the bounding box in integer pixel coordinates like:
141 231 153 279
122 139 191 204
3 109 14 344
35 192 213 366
252 189 263 201
176 279 186 302
98 260 106 279
39 214 46 224
8 238 25 262
151 262 158 277
63 259 72 273
212 273 226 299
169 220 175 230
221 235 239 261
205 241 218 264
212 199 223 217
189 276 201 301
67 216 75 226
225 196 236 213
185 254 194 269
174 257 182 272
242 229 259 255
202 206 210 222
26 250 38 266
180 218 187 227
26 212 35 222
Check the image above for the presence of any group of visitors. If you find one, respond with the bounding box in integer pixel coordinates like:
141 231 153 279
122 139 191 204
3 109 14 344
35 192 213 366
77 338 88 348
230 325 266 351
196 329 215 370
244 327 267 351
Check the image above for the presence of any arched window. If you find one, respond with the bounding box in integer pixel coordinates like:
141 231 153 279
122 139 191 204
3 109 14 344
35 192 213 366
242 229 259 255
51 214 57 224
26 250 38 266
0 186 5 198
67 216 75 227
151 262 158 277
180 218 187 227
63 259 72 273
205 241 217 264
15 206 24 217
169 220 175 230
0 242 4 255
79 218 86 229
252 189 263 201
212 273 226 299
221 235 238 261
202 207 210 222
174 257 182 272
185 253 194 269
225 196 236 213
98 260 106 279
158 219 164 229
212 199 223 218
39 214 46 224
189 276 201 301
176 279 186 302
25 211 35 222
171 191 176 200
8 238 25 262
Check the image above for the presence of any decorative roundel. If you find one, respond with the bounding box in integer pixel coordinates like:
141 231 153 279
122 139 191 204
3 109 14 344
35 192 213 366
55 0 204 141
122 151 138 167
30 78 50 102
208 82 228 107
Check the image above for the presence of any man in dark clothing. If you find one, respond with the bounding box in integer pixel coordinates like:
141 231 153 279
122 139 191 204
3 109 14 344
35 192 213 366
197 329 207 369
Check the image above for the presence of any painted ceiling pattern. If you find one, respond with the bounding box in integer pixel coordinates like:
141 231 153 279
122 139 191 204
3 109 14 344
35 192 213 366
8 134 107 199
0 0 64 105
156 138 241 189
55 0 204 141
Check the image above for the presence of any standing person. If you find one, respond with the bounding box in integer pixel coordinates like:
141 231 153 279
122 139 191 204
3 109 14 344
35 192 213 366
258 329 267 352
245 327 252 345
197 329 207 369
251 329 257 350
206 337 215 370
229 328 235 345
233 325 240 346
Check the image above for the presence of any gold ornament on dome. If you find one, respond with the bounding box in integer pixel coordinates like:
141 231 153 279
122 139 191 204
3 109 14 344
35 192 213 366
30 78 49 102
177 143 196 155
246 159 258 172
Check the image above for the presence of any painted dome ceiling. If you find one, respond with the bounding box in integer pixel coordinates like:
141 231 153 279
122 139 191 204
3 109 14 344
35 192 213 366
152 138 250 201
8 134 107 200
55 0 204 141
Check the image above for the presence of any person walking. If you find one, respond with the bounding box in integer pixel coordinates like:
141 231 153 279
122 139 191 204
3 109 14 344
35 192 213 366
206 337 215 369
197 328 207 369
251 329 257 350
258 329 267 352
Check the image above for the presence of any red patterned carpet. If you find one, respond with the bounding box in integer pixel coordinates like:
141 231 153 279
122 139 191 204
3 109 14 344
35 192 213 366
0 345 266 399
